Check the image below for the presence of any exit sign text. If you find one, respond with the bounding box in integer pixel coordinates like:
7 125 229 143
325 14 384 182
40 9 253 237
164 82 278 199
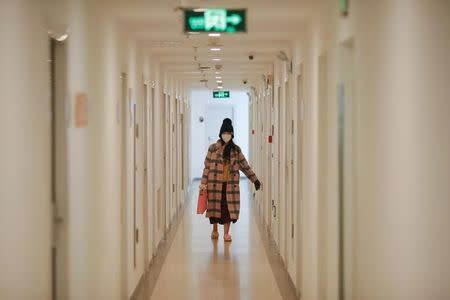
184 9 246 33
213 91 230 98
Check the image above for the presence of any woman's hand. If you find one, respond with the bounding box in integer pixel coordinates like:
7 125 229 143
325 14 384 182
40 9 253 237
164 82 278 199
254 180 262 191
199 184 207 191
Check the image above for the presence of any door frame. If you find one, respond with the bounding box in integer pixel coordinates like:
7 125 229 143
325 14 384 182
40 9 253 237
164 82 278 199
50 37 69 300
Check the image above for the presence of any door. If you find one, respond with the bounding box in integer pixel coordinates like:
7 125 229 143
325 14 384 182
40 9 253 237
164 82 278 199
120 72 128 299
148 86 158 259
50 38 68 300
279 83 286 259
181 112 185 193
286 79 297 280
296 69 305 298
318 54 329 300
338 39 355 300
165 94 170 228
172 97 177 215
265 87 273 226
133 102 138 268
158 90 167 237
271 85 281 245
142 83 150 265
205 104 233 146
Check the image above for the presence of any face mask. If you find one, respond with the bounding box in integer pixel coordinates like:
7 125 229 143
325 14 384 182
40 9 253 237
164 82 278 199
221 134 232 143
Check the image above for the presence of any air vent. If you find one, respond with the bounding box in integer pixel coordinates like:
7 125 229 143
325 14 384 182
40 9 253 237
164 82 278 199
149 41 184 48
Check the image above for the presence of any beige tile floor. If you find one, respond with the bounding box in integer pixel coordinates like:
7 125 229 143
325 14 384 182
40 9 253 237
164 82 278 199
148 181 284 300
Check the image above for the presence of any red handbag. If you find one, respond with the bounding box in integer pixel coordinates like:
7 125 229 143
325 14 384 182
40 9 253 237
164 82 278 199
197 190 207 214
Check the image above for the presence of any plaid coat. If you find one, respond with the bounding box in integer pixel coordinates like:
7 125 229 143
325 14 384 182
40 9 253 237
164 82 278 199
201 140 258 220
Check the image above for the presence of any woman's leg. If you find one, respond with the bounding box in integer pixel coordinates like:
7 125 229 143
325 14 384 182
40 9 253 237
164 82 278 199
224 222 230 236
211 223 219 239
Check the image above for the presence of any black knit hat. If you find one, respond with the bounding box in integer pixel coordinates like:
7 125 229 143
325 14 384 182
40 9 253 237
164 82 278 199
219 118 234 138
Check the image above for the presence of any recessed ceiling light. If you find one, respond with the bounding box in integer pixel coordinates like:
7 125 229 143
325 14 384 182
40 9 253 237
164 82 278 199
210 48 221 51
187 31 200 35
217 86 223 89
56 33 69 42
208 33 221 37
212 58 221 61
216 80 223 83
215 76 222 79
193 8 206 12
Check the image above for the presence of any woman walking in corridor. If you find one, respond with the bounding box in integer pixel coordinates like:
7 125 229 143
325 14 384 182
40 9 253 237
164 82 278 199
200 118 261 242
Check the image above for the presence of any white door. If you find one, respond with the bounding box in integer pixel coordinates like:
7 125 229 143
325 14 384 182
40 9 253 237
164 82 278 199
318 54 329 300
338 40 355 300
296 70 304 298
265 88 273 226
132 102 138 268
206 104 234 146
271 85 281 245
50 38 68 300
142 84 150 266
119 72 128 299
165 94 170 229
286 79 297 281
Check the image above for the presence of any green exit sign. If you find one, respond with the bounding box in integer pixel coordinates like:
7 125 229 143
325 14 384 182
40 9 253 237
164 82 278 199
184 9 246 33
213 91 230 98
339 0 349 16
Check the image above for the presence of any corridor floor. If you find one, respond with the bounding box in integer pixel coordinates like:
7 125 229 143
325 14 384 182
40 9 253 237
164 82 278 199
135 180 297 300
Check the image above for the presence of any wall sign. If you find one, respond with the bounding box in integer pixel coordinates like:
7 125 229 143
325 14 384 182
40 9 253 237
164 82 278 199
75 92 88 128
184 9 246 33
339 0 349 16
213 90 230 98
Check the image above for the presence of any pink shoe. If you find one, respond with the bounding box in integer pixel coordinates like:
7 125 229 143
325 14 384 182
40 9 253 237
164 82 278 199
224 234 232 242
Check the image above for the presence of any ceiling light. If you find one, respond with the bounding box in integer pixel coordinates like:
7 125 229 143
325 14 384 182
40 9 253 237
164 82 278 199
215 76 222 79
216 80 223 83
187 31 200 35
208 33 221 37
212 58 221 61
217 86 223 89
193 8 206 12
210 48 221 51
55 33 69 42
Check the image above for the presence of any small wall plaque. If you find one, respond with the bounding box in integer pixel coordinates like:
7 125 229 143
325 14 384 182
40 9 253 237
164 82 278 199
75 92 88 128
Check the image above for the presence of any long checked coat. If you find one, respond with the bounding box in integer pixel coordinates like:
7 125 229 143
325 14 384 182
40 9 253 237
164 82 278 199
201 140 259 220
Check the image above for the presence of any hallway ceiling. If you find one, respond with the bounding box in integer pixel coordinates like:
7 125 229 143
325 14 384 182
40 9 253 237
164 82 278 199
106 0 315 90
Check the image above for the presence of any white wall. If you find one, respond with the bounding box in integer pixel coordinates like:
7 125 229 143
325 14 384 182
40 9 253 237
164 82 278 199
0 2 52 299
290 0 450 299
64 2 123 299
189 89 249 180
351 1 450 299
